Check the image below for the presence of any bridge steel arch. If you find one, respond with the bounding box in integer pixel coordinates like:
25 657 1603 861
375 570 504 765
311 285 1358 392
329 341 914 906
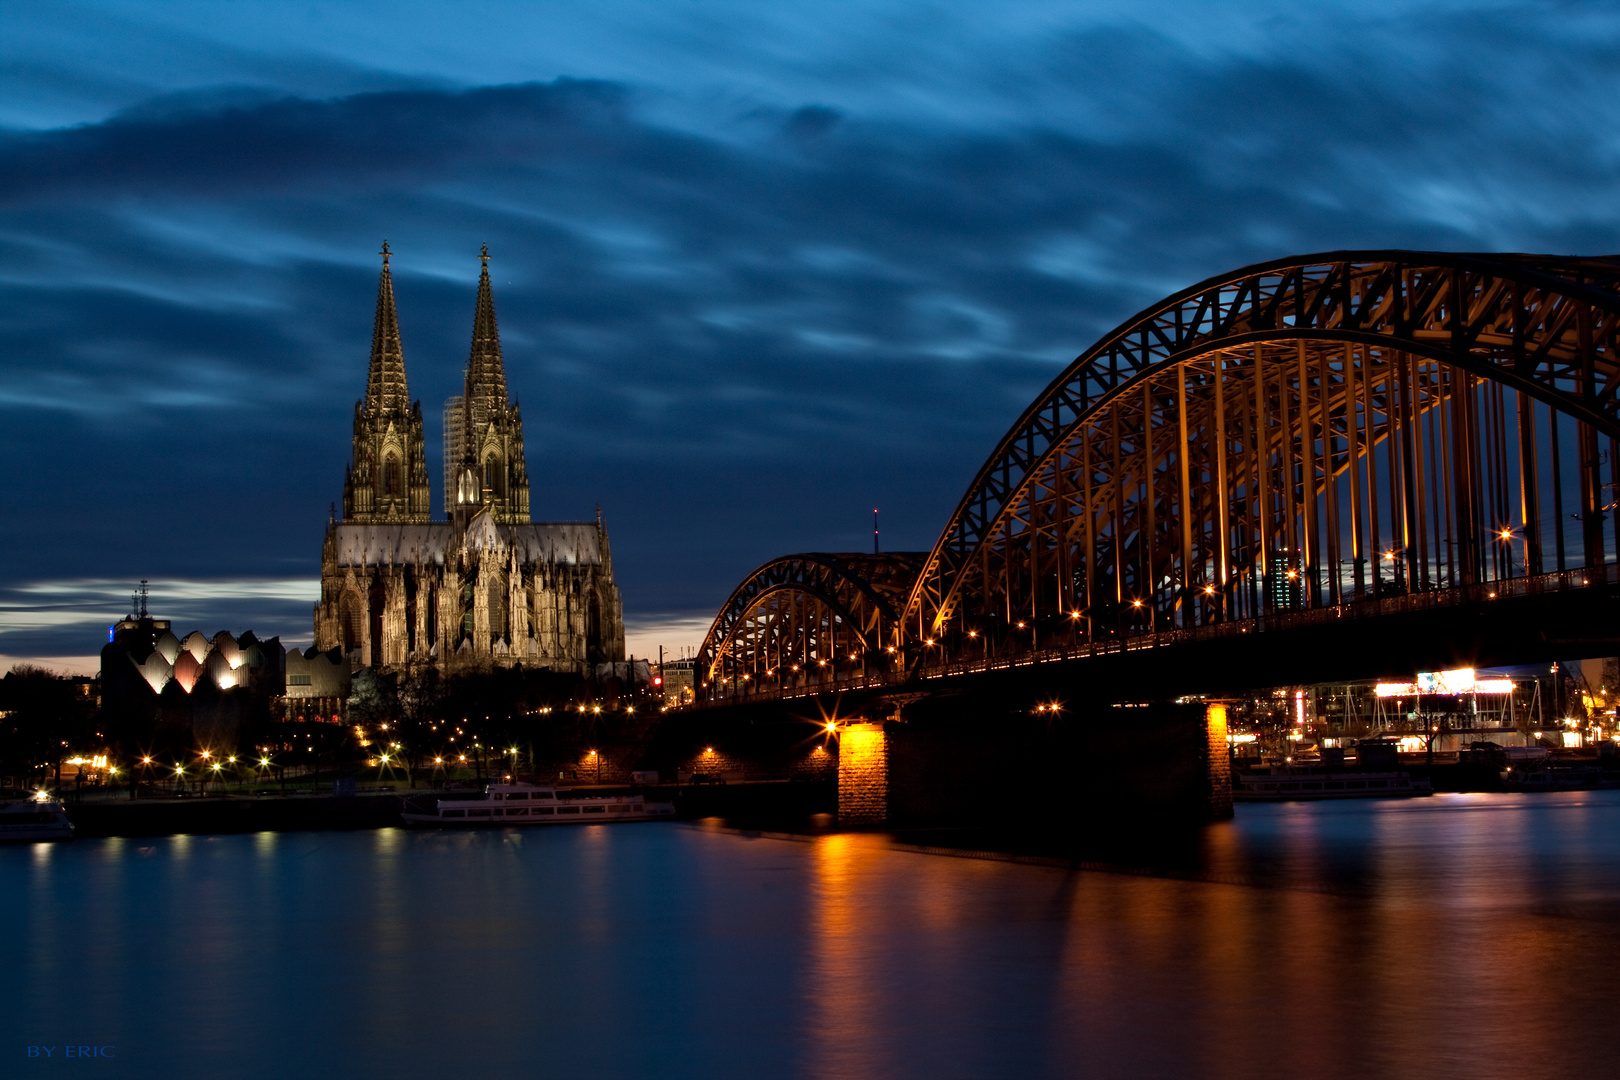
699 552 924 697
903 251 1620 655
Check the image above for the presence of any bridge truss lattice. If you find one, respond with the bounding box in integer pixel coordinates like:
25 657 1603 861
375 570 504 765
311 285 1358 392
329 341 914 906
699 251 1620 700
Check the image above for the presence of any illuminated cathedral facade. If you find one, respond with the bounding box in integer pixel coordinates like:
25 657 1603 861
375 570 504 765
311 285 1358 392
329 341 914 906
313 244 625 674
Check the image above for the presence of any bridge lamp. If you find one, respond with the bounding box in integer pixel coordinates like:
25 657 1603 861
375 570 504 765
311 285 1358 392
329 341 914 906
925 639 935 646
142 756 152 765
259 757 271 768
1017 621 1025 629
1132 600 1143 609
434 757 443 765
826 721 837 733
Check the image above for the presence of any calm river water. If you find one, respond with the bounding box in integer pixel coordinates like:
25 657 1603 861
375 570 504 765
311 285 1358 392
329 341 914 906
6 792 1620 1079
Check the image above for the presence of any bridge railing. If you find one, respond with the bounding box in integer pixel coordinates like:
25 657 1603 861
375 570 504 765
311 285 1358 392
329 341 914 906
689 564 1618 708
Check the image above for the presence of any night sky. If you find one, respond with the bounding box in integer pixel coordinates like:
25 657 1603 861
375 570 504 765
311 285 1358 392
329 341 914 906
3 2 1618 672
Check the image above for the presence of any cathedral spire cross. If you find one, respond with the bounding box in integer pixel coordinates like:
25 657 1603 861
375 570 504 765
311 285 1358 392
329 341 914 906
465 244 508 417
366 242 408 413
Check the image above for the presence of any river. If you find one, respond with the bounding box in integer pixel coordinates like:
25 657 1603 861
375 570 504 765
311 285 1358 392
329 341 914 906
6 791 1620 1078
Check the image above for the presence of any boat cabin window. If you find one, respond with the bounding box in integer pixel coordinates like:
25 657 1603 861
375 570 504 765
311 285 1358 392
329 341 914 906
557 806 580 814
583 806 606 814
533 792 555 800
443 810 465 818
533 807 554 815
504 793 528 800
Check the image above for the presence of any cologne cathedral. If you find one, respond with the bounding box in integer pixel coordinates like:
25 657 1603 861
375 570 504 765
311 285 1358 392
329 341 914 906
313 244 625 674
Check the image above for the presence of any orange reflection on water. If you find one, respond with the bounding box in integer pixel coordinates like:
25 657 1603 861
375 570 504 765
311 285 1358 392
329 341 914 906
806 832 893 1080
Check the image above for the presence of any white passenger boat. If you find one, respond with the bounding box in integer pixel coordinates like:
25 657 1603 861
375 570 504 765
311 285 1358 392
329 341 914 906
401 781 676 827
1234 770 1433 802
0 792 75 841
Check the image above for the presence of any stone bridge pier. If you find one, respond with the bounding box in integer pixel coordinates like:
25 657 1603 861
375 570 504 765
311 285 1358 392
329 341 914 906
836 699 1233 831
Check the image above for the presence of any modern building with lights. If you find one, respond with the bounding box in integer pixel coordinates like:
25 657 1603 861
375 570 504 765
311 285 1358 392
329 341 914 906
310 244 625 675
100 600 287 750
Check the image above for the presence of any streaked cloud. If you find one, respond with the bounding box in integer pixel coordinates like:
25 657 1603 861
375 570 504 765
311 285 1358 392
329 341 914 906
1 2 1617 665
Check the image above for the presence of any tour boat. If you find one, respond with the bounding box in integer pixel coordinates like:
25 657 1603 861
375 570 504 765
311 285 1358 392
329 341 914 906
1233 770 1433 802
401 781 676 827
0 792 75 841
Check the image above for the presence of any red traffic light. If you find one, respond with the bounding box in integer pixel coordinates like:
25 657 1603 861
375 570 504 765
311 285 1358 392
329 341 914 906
653 676 663 686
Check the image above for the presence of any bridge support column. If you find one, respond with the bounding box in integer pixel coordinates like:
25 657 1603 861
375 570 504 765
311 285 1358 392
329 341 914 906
1205 701 1233 820
837 722 889 825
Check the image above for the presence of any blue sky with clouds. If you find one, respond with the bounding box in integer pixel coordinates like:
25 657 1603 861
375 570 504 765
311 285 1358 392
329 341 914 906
3 1 1618 671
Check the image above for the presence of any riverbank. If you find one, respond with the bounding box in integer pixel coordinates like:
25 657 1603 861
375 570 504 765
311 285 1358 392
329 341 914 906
60 779 836 838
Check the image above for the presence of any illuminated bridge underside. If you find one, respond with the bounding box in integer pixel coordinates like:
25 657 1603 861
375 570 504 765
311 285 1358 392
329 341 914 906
699 252 1620 704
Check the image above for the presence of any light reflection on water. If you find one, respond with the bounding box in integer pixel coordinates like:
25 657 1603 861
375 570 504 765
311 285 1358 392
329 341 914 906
2 793 1619 1078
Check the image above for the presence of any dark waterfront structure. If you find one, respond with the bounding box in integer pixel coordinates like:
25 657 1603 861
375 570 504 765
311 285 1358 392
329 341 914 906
99 597 287 759
689 252 1620 826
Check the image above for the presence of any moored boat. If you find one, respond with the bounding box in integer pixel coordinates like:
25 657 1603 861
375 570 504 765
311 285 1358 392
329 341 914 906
401 780 676 827
1234 769 1432 802
0 792 75 841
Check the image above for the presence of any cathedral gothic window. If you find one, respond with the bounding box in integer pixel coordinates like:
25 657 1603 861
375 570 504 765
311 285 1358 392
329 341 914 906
384 457 399 496
340 594 363 653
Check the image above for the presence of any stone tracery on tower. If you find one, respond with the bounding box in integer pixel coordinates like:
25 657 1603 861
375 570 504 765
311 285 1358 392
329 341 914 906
315 245 624 674
448 244 531 523
342 242 432 524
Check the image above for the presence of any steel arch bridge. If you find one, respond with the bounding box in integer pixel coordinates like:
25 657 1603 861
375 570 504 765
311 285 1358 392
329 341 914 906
698 251 1620 703
698 553 924 695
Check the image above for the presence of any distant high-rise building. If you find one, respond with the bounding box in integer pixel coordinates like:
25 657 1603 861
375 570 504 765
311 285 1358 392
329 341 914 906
442 395 463 518
1266 550 1304 611
314 244 624 675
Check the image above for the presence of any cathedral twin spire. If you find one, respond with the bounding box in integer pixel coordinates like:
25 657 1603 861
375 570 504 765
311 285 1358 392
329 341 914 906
365 241 409 413
342 243 530 526
454 243 532 524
